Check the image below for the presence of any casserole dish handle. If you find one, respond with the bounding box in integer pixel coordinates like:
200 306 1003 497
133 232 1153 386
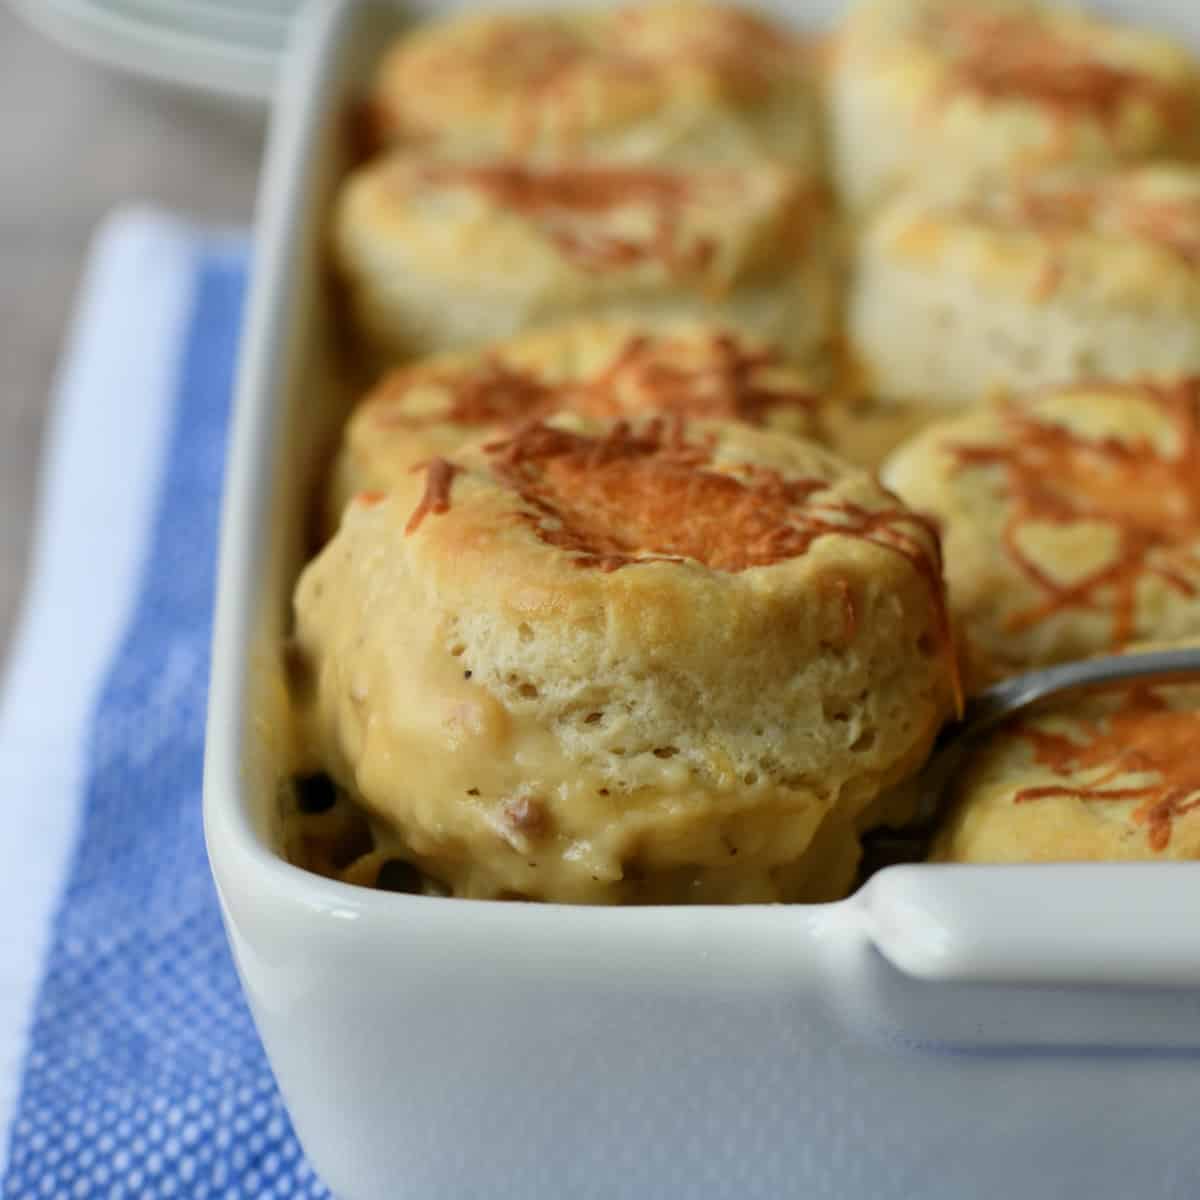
863 864 1200 986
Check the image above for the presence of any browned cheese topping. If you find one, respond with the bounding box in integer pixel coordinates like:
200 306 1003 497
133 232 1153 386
1015 685 1200 851
950 379 1200 646
416 162 740 275
931 8 1192 133
386 7 802 153
364 332 818 433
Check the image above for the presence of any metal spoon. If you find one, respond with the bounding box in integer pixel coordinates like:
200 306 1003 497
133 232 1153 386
859 644 1200 872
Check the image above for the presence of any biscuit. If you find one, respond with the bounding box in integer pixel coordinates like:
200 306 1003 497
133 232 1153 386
323 320 827 534
851 164 1200 407
932 657 1200 863
368 3 819 166
883 378 1200 688
334 154 835 363
830 0 1200 213
292 413 959 904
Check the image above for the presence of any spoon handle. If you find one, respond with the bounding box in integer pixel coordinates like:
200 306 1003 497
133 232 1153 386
867 645 1200 851
961 645 1200 740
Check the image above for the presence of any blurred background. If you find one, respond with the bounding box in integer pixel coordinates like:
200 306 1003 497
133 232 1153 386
0 3 272 661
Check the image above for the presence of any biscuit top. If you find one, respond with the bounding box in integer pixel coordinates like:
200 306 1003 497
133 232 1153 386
440 418 838 573
1016 686 1200 853
370 2 810 160
355 157 821 288
358 325 819 432
874 165 1200 307
944 379 1200 644
417 162 751 275
326 324 827 536
933 674 1200 862
924 3 1195 127
846 0 1200 129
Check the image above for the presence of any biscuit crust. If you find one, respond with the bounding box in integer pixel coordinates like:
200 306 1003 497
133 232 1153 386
851 165 1200 406
831 0 1200 211
933 666 1200 863
370 3 818 165
324 321 827 534
884 378 1200 687
335 155 835 362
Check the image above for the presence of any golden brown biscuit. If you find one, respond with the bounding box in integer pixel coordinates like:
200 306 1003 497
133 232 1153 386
334 155 835 364
932 664 1200 863
830 0 1200 212
323 321 827 534
883 378 1200 688
368 3 818 165
852 164 1200 407
292 413 959 904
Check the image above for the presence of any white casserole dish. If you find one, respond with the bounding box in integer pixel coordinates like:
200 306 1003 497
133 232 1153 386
204 3 1200 1196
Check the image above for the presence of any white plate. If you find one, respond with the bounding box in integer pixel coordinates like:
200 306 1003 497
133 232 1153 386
9 0 302 102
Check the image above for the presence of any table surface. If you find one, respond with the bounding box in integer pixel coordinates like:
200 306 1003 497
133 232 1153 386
0 4 265 665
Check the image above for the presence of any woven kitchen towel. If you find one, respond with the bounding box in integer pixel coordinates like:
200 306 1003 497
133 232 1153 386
0 210 328 1199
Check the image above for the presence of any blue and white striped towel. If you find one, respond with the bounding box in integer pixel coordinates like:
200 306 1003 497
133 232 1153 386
0 211 328 1198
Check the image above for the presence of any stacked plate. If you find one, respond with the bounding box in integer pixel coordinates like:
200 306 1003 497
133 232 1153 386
9 0 304 103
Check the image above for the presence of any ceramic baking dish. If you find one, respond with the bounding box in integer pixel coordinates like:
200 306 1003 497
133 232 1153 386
203 3 1200 1196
